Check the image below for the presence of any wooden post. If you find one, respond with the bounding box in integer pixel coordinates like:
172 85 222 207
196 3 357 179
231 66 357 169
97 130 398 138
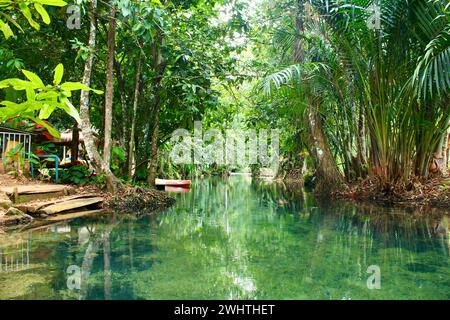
13 187 18 203
71 125 79 166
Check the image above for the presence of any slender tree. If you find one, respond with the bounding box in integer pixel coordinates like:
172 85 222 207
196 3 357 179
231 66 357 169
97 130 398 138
79 0 121 193
147 34 166 186
103 2 116 168
128 55 142 178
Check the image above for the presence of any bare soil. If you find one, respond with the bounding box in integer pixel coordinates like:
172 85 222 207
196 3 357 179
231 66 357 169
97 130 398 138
0 173 44 186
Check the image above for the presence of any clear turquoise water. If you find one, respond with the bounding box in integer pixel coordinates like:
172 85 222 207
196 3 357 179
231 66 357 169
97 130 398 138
0 176 448 300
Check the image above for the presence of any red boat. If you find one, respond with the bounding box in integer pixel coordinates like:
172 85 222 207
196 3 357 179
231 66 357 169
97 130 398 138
155 179 191 188
164 186 191 193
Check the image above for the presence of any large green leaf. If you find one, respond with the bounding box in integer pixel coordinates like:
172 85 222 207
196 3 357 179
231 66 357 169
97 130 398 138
53 63 64 85
18 3 40 30
0 101 29 121
38 104 57 119
0 18 13 39
60 97 81 124
33 0 67 6
21 69 45 87
60 81 104 94
0 78 32 90
34 3 50 25
23 115 61 138
0 12 23 33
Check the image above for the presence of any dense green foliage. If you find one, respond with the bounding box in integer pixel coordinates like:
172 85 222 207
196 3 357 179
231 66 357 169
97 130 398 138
0 0 448 193
249 0 450 191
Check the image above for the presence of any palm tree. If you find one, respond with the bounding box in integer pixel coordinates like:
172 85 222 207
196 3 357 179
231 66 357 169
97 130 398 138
260 0 449 192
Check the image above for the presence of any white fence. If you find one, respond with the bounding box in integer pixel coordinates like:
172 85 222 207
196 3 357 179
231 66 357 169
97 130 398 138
0 241 30 273
0 131 32 160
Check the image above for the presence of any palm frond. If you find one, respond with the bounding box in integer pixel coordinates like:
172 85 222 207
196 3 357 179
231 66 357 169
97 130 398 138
412 0 450 98
259 63 328 96
260 64 302 96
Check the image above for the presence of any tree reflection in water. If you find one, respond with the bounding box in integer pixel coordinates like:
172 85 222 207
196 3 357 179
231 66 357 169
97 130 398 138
0 177 448 300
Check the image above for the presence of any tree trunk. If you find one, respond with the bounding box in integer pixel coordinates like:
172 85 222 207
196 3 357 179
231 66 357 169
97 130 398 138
147 36 166 187
128 56 141 178
147 102 160 186
103 3 116 168
114 57 128 148
71 124 79 165
435 126 449 176
356 101 367 176
79 0 121 193
306 106 344 194
294 0 343 194
294 0 304 62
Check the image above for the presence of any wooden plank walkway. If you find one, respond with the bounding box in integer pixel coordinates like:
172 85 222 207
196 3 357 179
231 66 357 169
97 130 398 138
0 184 76 203
0 182 106 229
14 193 101 214
0 185 71 195
39 197 104 215
46 209 107 222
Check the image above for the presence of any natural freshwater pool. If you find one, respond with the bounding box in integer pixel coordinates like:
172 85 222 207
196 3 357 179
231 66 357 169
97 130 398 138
0 176 448 300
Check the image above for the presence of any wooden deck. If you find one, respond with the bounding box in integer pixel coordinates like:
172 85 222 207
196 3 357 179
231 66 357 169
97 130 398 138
0 184 75 203
14 193 103 214
0 182 105 229
40 197 104 215
0 184 72 195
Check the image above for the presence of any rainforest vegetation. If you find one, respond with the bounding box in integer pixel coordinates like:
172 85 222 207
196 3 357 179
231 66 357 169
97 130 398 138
0 0 449 201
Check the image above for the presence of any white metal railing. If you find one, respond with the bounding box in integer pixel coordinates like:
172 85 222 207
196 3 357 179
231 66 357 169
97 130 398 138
0 131 32 160
0 242 30 273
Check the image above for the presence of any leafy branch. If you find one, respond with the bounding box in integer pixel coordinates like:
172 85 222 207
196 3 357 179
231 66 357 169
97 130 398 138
0 0 67 39
0 63 103 137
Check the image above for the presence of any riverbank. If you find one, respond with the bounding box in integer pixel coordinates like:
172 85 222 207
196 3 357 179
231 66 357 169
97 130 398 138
333 176 450 210
106 185 176 213
0 174 175 230
270 174 450 210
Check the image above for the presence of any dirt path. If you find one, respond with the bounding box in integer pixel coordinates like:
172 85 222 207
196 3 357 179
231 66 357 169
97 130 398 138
0 174 44 187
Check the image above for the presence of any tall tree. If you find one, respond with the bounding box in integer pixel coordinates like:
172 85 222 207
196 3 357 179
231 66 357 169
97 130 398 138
103 2 117 168
147 34 166 186
79 0 121 193
128 55 142 178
